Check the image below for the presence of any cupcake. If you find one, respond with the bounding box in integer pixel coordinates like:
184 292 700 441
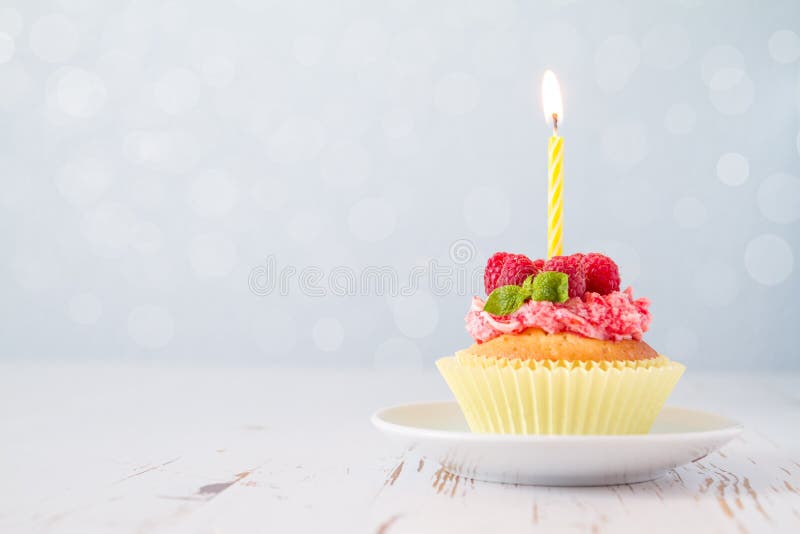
436 252 684 435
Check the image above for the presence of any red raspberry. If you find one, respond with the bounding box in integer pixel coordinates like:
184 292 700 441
543 253 587 298
582 253 621 295
484 252 510 294
484 252 542 294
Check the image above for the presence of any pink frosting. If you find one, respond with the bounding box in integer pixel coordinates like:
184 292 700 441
465 287 651 343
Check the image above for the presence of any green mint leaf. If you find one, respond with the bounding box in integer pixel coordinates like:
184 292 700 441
521 274 535 297
531 271 569 303
484 285 527 316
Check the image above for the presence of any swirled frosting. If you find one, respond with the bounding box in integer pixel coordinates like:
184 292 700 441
466 287 651 343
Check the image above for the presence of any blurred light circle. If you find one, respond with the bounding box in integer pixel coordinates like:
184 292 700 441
744 234 794 286
642 24 690 70
336 19 386 70
663 103 696 134
0 32 14 63
708 67 745 92
462 0 517 28
757 172 800 224
382 108 414 139
154 67 201 114
374 337 423 370
701 45 745 89
132 221 163 255
601 119 648 170
127 305 174 349
121 254 173 290
231 0 270 12
664 326 699 359
122 129 200 174
463 186 510 236
0 59 32 110
189 169 238 217
188 232 239 279
200 54 236 88
320 87 374 138
122 0 159 32
392 27 439 75
267 116 327 164
607 179 660 227
320 141 370 187
81 202 138 258
673 196 708 229
708 73 754 115
11 250 61 291
0 7 23 37
386 133 420 157
68 293 103 325
693 261 739 307
716 152 749 186
29 13 79 63
157 1 189 33
348 197 397 242
391 292 439 339
531 22 580 66
0 155 30 210
471 30 521 77
56 68 107 117
55 156 111 207
312 317 344 352
294 33 324 67
252 309 297 357
287 210 322 243
594 35 640 93
252 178 289 211
434 72 480 115
768 30 800 64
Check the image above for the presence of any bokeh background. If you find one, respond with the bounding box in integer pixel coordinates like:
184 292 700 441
1 0 798 369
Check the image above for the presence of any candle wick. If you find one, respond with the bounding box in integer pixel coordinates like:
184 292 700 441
552 113 559 136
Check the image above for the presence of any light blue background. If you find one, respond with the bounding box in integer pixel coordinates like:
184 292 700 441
1 0 798 369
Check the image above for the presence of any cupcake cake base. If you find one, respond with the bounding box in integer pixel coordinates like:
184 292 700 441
437 350 685 435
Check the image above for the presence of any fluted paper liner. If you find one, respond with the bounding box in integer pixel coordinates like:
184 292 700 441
436 351 685 435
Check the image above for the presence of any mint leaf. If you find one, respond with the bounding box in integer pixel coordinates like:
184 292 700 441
521 274 535 296
531 271 569 303
484 285 527 316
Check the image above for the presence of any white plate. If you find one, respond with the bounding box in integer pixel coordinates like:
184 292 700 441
372 401 742 486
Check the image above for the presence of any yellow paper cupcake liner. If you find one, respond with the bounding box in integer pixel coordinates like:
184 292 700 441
436 351 685 435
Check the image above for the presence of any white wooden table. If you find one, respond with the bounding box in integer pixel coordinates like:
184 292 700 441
1 364 798 533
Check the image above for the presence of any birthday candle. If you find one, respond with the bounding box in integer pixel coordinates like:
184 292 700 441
547 133 563 259
542 70 564 259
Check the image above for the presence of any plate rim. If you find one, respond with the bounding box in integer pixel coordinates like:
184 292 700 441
371 400 743 442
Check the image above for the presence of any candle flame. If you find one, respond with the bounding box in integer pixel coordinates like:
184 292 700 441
542 70 563 128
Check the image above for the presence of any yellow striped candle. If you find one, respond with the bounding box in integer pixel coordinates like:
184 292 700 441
547 134 563 258
542 70 564 259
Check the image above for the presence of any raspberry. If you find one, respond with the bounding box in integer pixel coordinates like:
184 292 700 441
484 252 542 295
582 253 621 295
543 253 587 298
484 252 510 294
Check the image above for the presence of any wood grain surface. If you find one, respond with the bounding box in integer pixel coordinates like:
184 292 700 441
1 364 797 533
